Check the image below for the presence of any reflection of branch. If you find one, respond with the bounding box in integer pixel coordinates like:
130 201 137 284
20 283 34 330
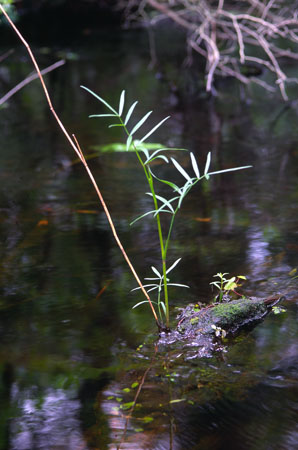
0 48 14 63
122 0 298 99
147 0 196 30
0 5 160 328
117 344 158 450
0 60 65 105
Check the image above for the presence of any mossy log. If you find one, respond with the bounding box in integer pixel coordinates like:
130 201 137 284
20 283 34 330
158 295 283 353
176 295 282 338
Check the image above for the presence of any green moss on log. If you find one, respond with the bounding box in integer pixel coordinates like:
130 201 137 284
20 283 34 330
177 297 279 337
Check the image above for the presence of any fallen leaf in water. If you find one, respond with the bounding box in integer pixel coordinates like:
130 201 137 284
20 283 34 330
95 280 112 300
169 398 186 404
76 209 98 214
37 219 48 226
289 268 297 276
194 217 211 222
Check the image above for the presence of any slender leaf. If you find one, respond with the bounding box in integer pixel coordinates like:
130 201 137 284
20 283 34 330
150 169 181 193
147 286 160 293
145 155 169 165
178 180 193 208
171 157 192 182
151 266 162 278
204 152 211 175
190 152 201 179
144 277 160 281
132 300 158 309
81 86 118 114
132 301 148 309
207 165 252 176
144 149 166 164
149 197 178 215
146 148 188 165
134 144 149 159
166 258 182 274
167 283 190 288
108 124 124 128
153 147 188 152
160 301 167 316
130 111 152 135
126 134 132 152
154 208 174 216
124 101 138 125
139 116 170 143
130 210 155 226
118 90 125 116
89 114 116 118
131 284 159 291
146 193 175 213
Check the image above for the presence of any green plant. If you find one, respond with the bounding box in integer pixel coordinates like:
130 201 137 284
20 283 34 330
131 257 189 323
82 87 251 328
210 272 247 302
272 306 286 315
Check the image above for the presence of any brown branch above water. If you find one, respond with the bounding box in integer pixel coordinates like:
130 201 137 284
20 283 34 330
119 0 298 99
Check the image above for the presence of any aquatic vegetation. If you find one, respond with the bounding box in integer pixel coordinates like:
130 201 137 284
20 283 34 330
210 272 247 302
272 305 286 315
82 87 251 328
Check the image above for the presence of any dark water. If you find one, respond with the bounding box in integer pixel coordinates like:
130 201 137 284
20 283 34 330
0 28 298 450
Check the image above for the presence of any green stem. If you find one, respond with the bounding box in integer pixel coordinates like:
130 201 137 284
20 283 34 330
164 210 177 259
157 284 162 323
147 172 170 326
119 116 170 327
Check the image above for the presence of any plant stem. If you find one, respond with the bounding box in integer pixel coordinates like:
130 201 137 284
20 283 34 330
164 210 177 258
119 117 170 327
147 171 170 327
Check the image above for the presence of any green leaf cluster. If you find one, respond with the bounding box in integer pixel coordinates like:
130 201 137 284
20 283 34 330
81 86 251 327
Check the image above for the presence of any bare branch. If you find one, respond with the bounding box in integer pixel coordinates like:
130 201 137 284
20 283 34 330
0 60 65 105
0 48 14 63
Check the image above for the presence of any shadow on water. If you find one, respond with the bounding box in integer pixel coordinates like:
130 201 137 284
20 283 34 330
0 24 298 450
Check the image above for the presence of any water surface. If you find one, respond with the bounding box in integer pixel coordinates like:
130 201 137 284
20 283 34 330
0 27 298 450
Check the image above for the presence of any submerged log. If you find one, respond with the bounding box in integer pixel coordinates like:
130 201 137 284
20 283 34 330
158 295 283 354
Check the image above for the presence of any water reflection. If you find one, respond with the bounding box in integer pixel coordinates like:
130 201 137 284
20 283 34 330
0 25 298 450
11 387 86 450
246 227 271 277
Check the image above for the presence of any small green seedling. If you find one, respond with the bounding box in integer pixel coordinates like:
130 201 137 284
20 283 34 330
210 272 247 302
272 306 286 314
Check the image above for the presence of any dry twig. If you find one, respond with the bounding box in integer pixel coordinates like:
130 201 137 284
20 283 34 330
0 5 160 328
